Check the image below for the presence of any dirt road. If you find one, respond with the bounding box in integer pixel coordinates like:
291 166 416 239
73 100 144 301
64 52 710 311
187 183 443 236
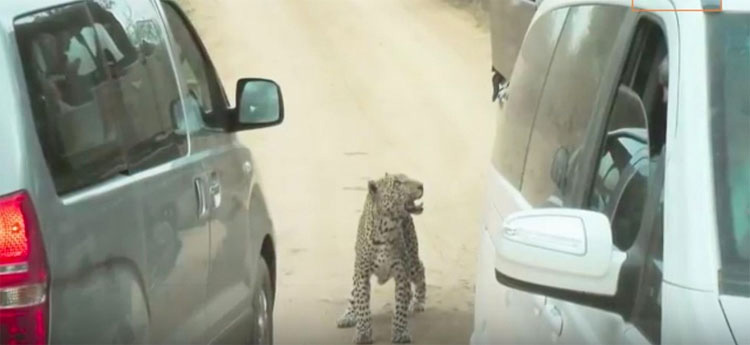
180 0 494 343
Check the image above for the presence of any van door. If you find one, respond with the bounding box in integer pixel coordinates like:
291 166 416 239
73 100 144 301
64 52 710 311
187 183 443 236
489 0 538 90
14 3 151 343
89 0 211 342
480 5 566 344
540 11 672 345
159 3 256 340
514 4 632 343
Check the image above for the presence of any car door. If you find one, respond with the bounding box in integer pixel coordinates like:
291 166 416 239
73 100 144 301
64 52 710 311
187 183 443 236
89 0 211 342
513 4 632 343
475 4 568 343
159 2 257 340
13 3 152 343
542 12 672 345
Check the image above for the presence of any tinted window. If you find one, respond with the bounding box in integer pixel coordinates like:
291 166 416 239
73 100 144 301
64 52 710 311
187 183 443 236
588 19 667 252
590 18 668 341
491 8 567 187
16 3 128 193
163 2 224 131
707 14 750 296
16 1 186 193
521 5 627 205
91 0 185 171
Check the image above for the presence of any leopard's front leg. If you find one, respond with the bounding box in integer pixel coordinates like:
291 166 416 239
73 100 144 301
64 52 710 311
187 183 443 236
391 262 412 343
337 296 356 328
352 273 373 344
410 260 426 314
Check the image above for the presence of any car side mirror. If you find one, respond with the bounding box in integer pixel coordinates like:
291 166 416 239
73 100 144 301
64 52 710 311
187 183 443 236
231 78 284 131
493 208 626 296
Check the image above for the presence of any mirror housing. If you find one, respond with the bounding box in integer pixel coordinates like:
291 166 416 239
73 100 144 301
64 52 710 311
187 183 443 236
493 208 626 296
229 78 284 132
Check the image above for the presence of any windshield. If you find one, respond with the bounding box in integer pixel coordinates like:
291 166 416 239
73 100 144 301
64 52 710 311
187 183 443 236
708 14 750 297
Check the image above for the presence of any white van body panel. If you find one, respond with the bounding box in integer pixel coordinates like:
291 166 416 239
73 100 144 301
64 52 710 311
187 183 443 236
662 283 735 344
475 0 747 343
664 12 721 293
719 295 750 345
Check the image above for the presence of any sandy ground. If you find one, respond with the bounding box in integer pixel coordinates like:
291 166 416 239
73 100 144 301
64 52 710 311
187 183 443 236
179 0 495 343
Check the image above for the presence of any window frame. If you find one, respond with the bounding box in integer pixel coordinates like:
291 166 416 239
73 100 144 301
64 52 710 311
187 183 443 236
575 13 659 208
518 4 633 208
491 7 569 188
88 0 188 173
498 8 670 323
159 0 229 130
583 13 668 338
14 1 131 194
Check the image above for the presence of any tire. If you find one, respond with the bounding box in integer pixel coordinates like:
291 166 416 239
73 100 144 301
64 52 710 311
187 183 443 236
250 259 274 345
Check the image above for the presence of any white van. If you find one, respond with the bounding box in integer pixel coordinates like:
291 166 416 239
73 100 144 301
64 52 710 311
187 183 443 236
472 0 749 343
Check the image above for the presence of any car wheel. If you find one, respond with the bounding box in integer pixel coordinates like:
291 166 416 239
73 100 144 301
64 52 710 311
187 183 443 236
251 259 273 345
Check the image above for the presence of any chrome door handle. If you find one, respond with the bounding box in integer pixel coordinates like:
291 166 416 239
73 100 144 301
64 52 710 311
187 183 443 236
532 295 546 316
194 178 208 218
209 173 222 209
498 86 509 106
542 303 563 337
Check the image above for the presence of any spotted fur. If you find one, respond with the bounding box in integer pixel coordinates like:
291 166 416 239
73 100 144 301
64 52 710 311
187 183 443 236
337 173 426 344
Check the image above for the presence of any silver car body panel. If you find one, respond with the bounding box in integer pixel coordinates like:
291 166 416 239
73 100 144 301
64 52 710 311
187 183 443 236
0 0 275 343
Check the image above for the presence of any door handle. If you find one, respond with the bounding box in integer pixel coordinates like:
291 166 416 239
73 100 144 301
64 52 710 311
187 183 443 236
498 86 509 106
492 70 510 107
194 178 208 218
542 303 563 338
208 173 222 209
532 295 546 316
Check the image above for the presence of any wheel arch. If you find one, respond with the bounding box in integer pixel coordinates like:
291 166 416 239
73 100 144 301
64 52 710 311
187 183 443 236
260 235 276 302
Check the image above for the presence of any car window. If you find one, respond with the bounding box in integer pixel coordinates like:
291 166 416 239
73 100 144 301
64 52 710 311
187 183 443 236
587 17 668 342
162 2 225 130
588 134 649 226
491 8 567 187
16 3 128 194
91 0 186 171
587 18 667 252
707 13 750 297
520 5 627 205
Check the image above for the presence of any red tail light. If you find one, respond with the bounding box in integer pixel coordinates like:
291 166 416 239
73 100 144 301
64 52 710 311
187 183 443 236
0 192 48 345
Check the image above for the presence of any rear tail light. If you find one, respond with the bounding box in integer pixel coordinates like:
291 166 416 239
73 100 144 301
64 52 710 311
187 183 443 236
0 192 48 345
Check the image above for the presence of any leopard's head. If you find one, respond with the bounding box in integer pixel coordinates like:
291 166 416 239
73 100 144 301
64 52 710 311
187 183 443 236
368 173 424 217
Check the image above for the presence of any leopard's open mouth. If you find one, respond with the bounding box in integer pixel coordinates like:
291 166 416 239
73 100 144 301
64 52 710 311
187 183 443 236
405 195 424 215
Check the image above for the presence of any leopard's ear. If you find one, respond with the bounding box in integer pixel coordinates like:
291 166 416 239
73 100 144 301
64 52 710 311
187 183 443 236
368 180 378 195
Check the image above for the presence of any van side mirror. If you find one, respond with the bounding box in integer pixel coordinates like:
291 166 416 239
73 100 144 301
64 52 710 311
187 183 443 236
230 78 284 131
493 208 626 296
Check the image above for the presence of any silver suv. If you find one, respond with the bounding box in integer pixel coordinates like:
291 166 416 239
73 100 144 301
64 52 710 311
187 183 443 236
0 0 281 343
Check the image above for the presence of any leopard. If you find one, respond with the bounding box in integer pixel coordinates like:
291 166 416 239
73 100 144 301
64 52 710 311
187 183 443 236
336 173 426 344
